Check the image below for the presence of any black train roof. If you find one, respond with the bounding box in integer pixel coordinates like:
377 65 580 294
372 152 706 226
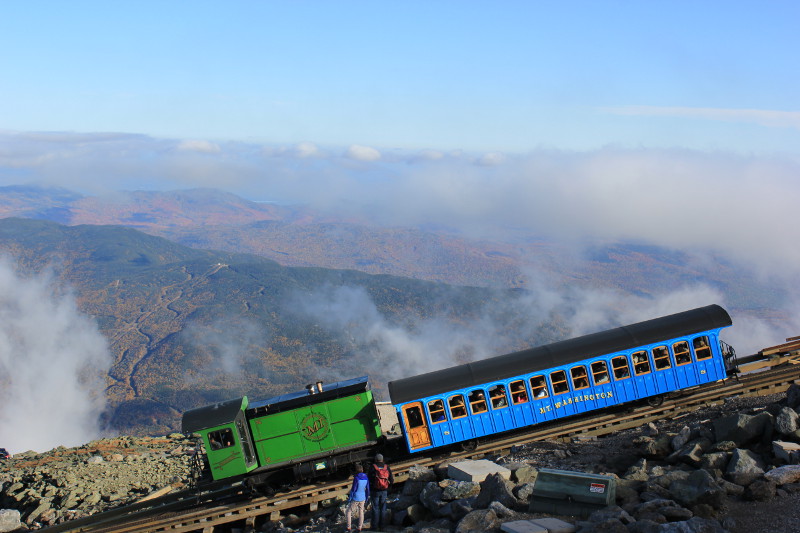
387 304 732 405
182 396 247 434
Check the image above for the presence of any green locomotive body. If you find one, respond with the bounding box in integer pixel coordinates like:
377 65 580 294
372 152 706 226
182 376 382 483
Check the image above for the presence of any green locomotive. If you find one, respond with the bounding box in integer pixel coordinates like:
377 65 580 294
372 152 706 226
182 376 383 486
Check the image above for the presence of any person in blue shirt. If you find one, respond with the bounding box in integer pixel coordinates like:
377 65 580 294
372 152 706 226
346 463 370 532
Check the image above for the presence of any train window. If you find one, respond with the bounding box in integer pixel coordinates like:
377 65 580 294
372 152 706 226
428 399 447 423
633 351 651 375
570 366 590 390
448 395 468 419
405 405 425 428
612 356 631 380
550 370 569 395
469 389 488 414
207 428 235 450
591 361 610 385
530 375 549 399
653 346 671 370
489 384 508 409
693 336 712 360
510 380 529 404
673 341 692 365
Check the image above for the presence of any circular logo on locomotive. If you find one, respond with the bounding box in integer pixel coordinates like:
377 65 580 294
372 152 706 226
300 413 330 441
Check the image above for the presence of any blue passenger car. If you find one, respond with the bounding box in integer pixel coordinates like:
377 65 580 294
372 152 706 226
387 304 735 454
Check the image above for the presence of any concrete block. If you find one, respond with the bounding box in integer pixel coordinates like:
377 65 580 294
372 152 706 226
500 520 549 533
773 440 800 464
531 517 578 533
448 459 512 482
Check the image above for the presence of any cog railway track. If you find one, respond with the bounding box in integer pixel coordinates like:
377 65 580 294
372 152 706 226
43 352 800 533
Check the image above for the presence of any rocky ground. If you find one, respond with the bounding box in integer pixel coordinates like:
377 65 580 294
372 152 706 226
3 386 800 532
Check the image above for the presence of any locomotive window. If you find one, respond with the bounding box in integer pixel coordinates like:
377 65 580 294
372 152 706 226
570 366 590 390
427 399 447 423
653 346 671 370
693 336 712 360
673 341 692 365
469 389 488 414
530 375 549 399
632 351 651 375
612 356 631 380
489 384 508 409
405 405 425 428
510 380 529 404
448 395 467 419
591 361 610 385
550 370 569 395
207 428 235 451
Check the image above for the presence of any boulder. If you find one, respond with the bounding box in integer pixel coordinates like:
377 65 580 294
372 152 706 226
0 509 22 533
775 406 800 435
712 412 773 447
725 448 766 486
764 464 800 485
455 509 500 533
668 469 725 509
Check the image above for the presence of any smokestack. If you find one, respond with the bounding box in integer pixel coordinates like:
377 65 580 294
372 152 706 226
306 384 316 395
316 381 324 393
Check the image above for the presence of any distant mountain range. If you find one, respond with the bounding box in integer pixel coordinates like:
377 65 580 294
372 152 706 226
0 185 779 306
0 185 785 436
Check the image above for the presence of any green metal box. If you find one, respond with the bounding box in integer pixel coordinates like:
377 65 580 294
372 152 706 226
529 468 616 518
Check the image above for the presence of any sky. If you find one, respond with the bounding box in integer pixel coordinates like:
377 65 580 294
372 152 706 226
1 1 799 153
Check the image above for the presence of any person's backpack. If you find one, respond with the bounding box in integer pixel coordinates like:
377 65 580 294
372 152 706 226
373 464 390 490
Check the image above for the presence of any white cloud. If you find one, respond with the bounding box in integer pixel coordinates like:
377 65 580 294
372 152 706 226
176 140 222 153
0 258 113 453
345 144 381 161
294 141 320 158
477 152 505 166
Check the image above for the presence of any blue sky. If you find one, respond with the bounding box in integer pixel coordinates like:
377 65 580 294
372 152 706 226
0 1 799 292
2 1 798 153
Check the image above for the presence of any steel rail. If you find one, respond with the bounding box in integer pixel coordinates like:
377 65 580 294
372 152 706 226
43 357 800 533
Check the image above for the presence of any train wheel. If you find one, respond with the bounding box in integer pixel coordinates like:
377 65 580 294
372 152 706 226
647 395 664 407
460 440 478 452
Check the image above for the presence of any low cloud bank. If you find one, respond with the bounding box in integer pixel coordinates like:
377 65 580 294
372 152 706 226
2 132 797 285
0 258 113 454
286 278 782 386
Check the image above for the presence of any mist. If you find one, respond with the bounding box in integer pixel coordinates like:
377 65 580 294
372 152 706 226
286 277 781 387
0 258 113 454
3 132 798 282
2 130 799 376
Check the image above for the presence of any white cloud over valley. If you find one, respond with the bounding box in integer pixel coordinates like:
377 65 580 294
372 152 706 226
0 258 113 454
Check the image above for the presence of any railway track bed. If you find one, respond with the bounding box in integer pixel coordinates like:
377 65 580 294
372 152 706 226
43 355 800 533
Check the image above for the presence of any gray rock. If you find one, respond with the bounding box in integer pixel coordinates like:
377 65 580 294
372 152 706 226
454 509 499 533
786 383 800 409
712 412 773 447
775 406 800 435
407 465 437 483
668 469 726 509
0 509 22 533
764 464 800 485
725 448 766 485
699 451 729 471
474 473 519 510
441 480 481 501
744 479 776 501
419 482 445 513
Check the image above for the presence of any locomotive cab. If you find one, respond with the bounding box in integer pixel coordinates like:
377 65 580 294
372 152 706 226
182 396 258 481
